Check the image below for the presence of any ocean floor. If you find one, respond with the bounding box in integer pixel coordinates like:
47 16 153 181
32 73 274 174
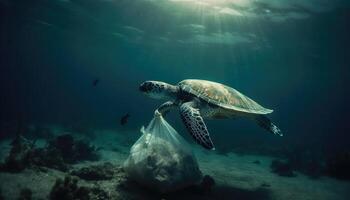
0 128 349 200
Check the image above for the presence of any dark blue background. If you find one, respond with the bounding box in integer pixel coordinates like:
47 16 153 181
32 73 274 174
1 0 349 153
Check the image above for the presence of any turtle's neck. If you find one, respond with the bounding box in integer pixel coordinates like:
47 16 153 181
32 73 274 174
164 84 179 100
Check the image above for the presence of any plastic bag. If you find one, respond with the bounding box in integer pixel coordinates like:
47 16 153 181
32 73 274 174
123 112 202 193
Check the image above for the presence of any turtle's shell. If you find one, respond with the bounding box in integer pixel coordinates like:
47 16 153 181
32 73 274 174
178 79 273 114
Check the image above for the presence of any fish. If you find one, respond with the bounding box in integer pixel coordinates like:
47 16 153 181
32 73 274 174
120 113 130 125
92 79 99 87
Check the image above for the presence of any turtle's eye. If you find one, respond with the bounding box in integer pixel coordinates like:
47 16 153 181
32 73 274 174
139 82 153 92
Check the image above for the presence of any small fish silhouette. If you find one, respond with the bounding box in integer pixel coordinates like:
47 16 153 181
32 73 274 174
120 113 130 125
92 79 99 87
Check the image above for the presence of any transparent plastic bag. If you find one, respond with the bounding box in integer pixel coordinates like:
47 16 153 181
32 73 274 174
123 112 202 193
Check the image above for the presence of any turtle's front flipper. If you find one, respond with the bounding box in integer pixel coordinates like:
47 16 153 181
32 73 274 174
180 101 215 150
254 115 283 136
156 101 176 116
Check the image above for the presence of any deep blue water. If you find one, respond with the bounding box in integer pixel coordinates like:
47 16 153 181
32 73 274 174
1 0 350 154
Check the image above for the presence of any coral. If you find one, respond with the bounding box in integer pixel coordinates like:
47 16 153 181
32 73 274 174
18 188 32 200
48 134 99 164
326 151 350 180
0 134 99 173
270 159 296 177
0 135 34 172
48 134 75 163
49 176 109 200
70 162 119 181
29 147 68 171
34 133 100 170
73 140 99 162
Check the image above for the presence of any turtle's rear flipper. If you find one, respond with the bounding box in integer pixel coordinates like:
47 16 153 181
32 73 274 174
254 115 283 136
180 101 215 150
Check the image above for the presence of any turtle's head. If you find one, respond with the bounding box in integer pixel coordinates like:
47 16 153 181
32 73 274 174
139 81 178 100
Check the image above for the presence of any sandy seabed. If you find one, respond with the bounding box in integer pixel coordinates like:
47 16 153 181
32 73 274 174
0 129 349 200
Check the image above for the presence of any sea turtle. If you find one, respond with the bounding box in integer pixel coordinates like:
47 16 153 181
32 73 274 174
139 79 282 150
